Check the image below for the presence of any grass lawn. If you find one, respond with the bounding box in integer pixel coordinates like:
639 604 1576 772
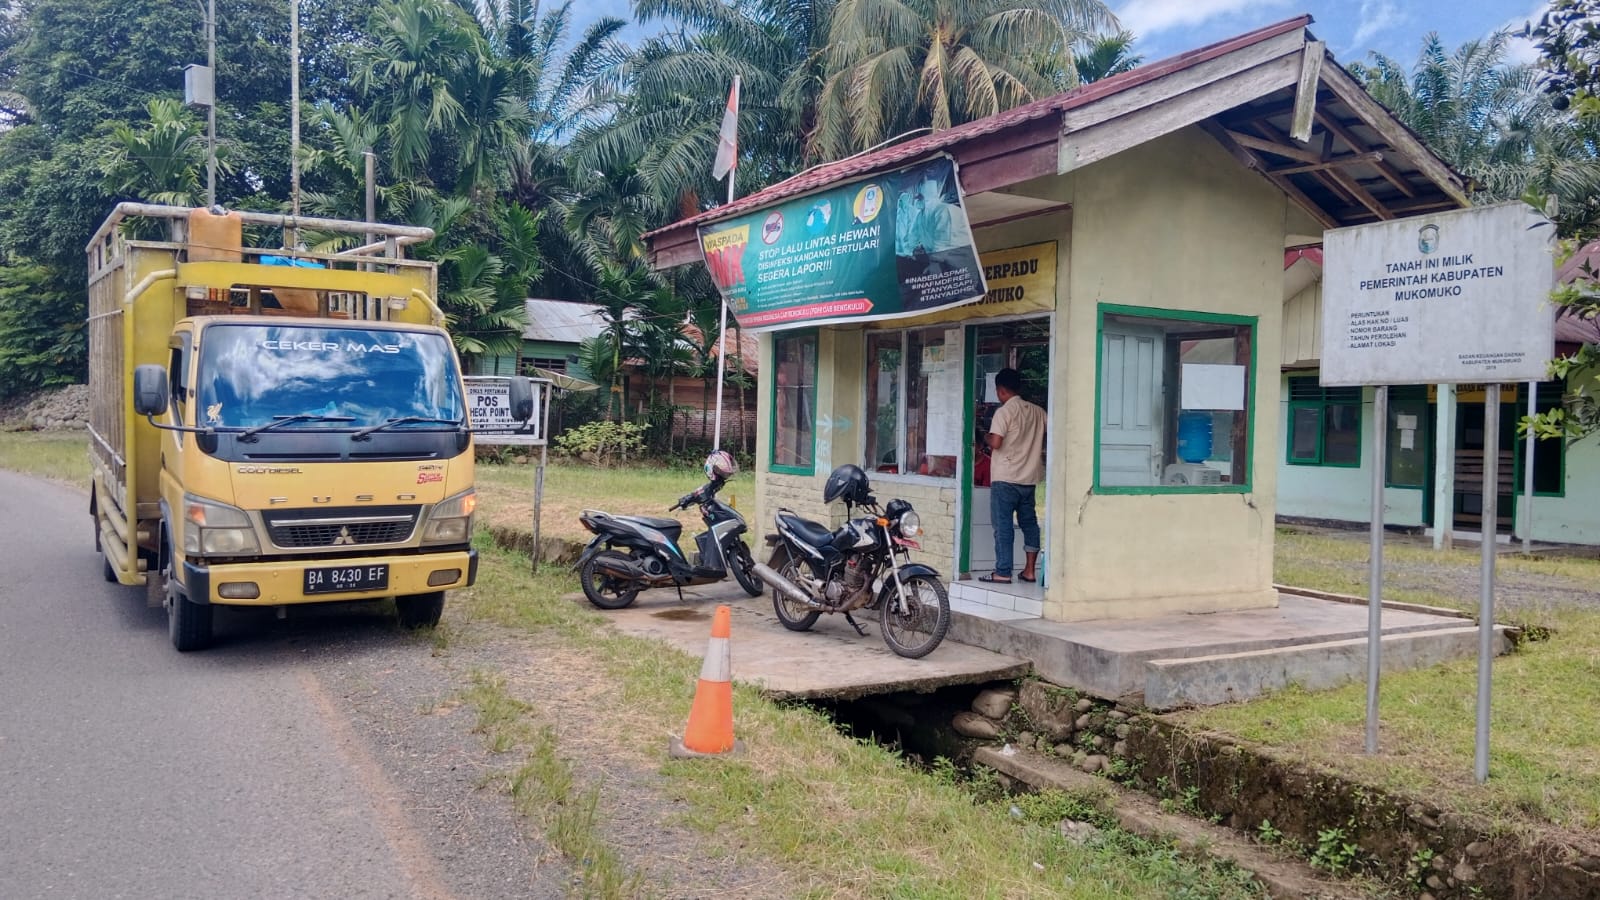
0 429 91 487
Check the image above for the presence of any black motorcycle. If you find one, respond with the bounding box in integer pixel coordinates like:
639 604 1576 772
753 464 951 659
575 474 763 609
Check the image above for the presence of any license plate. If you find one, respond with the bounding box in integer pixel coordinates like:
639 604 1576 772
304 564 389 595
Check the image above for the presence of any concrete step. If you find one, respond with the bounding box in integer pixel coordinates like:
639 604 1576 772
1142 624 1509 709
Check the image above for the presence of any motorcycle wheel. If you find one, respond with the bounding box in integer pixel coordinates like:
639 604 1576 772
727 540 764 598
879 573 950 659
771 555 820 631
579 551 642 610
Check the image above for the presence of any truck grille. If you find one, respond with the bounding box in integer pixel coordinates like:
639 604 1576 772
264 506 419 549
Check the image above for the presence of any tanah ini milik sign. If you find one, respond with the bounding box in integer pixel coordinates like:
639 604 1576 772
698 156 988 331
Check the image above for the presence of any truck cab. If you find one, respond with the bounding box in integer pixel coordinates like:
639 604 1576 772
88 204 529 650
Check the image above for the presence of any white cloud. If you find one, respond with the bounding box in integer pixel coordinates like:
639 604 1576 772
1351 0 1403 49
1500 2 1551 66
1114 0 1290 41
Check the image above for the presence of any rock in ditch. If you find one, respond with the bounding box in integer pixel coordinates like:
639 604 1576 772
1017 730 1035 749
1075 698 1095 713
1017 681 1077 741
1059 820 1101 845
952 711 1001 739
1452 860 1477 884
971 687 1016 720
1079 754 1108 774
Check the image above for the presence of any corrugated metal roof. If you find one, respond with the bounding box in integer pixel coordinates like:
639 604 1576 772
643 15 1314 240
524 298 607 344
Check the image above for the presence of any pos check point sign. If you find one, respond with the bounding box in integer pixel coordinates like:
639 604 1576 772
464 376 546 446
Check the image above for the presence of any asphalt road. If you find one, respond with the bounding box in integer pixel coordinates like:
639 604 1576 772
0 470 564 899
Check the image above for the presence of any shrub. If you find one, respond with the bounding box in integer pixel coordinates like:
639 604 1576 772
553 420 649 466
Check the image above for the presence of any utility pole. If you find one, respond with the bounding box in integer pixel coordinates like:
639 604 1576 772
205 0 216 207
289 0 301 223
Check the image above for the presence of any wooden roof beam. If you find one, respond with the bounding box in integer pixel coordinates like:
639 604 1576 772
1314 108 1417 198
1202 121 1338 229
1266 151 1385 175
1319 62 1470 205
1289 42 1326 141
1245 118 1357 209
1224 128 1324 164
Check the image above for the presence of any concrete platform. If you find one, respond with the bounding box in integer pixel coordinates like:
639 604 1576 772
946 591 1509 709
584 582 1030 701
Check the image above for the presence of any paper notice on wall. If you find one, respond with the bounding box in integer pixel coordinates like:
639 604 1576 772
1397 414 1418 431
984 372 998 403
1180 363 1246 410
926 365 963 456
921 343 946 374
1400 428 1415 450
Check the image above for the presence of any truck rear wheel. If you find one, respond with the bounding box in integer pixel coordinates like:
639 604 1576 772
396 592 445 629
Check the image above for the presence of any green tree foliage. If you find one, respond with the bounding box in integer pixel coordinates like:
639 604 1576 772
1526 0 1600 122
810 0 1115 158
1073 30 1141 84
0 260 85 398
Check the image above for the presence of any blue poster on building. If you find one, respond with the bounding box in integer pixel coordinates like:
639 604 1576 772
698 156 988 331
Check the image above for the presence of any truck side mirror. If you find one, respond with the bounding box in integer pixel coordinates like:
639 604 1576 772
133 365 169 417
508 376 535 422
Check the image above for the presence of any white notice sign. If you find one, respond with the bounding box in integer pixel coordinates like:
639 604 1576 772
464 376 546 446
1319 202 1555 386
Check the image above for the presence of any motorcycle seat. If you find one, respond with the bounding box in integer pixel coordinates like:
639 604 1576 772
777 512 834 550
620 515 684 542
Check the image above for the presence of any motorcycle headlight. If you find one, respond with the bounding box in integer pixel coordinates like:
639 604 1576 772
897 510 922 539
422 489 476 544
183 494 260 556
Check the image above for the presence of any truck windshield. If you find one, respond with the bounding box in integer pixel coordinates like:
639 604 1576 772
196 324 464 429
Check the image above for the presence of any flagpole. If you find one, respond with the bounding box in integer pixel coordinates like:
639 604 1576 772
711 75 739 453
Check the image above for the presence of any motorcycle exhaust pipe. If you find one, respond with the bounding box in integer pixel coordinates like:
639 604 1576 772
594 554 676 587
751 562 825 609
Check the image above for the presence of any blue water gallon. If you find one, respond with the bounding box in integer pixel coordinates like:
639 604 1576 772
1176 411 1213 463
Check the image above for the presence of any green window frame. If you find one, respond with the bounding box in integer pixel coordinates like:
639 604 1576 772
1530 379 1567 497
1286 377 1361 468
1385 385 1429 488
1092 304 1257 495
769 330 818 474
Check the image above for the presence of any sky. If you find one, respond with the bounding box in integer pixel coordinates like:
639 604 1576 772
572 0 1549 72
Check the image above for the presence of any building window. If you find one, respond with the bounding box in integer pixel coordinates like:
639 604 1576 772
1287 377 1361 467
1386 386 1429 488
865 327 959 478
1532 380 1566 496
771 331 817 473
1096 306 1254 491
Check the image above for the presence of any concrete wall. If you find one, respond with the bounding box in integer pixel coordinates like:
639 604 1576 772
1275 377 1428 527
1050 126 1285 620
1525 426 1600 544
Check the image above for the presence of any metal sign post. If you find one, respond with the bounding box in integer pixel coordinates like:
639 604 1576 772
1476 384 1501 783
1365 385 1388 753
1522 381 1537 555
464 376 552 572
1319 202 1554 781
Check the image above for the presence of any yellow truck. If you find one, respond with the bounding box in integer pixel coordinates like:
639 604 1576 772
87 203 531 650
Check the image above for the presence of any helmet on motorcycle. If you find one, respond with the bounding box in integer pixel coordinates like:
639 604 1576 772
822 464 872 506
704 449 738 481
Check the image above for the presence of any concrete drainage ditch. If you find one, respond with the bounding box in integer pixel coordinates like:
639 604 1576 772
878 677 1600 900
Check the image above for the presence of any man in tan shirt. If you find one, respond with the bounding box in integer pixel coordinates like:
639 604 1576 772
982 368 1045 583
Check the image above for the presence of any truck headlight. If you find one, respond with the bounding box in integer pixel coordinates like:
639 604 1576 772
182 494 260 556
422 489 476 544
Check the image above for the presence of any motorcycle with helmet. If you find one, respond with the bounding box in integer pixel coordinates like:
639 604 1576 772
753 464 951 658
575 450 764 609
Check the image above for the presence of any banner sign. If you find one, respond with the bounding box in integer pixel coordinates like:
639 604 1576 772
1320 202 1555 386
698 156 988 331
465 376 547 446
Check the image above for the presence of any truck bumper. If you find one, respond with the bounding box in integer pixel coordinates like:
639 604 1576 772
182 549 478 606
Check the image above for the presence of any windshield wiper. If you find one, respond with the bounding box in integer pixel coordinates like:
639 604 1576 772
238 414 355 442
350 416 465 441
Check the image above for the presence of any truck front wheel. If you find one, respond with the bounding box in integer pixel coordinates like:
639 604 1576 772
396 592 445 629
161 532 212 651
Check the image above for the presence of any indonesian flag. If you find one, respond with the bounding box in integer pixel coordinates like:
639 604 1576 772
712 75 740 181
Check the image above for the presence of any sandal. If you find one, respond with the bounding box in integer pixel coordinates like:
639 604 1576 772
1017 573 1037 583
978 573 1012 584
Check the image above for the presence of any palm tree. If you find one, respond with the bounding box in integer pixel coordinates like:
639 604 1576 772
1073 30 1141 84
571 0 830 217
354 0 478 182
101 98 221 207
810 0 1116 159
1350 32 1600 235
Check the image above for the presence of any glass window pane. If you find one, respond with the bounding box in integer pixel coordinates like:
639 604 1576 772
1323 403 1361 465
1290 406 1321 461
906 328 957 477
865 333 902 473
1098 312 1251 489
773 333 816 470
1386 399 1428 487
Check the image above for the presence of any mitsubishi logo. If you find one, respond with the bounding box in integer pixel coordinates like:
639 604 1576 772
332 526 356 546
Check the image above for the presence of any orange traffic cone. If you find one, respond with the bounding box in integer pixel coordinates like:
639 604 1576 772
670 604 743 758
